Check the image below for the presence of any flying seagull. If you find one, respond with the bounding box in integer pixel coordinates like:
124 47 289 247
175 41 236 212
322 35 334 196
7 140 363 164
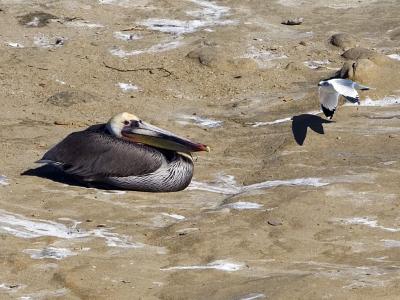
318 78 370 119
37 112 209 192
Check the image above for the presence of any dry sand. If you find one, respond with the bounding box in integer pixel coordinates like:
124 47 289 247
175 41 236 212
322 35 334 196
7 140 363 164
0 0 400 299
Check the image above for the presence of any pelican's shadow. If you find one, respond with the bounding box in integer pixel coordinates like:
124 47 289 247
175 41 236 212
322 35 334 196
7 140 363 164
291 114 333 145
21 165 116 190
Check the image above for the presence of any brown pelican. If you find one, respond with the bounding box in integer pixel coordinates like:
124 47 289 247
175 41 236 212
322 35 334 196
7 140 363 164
37 112 209 192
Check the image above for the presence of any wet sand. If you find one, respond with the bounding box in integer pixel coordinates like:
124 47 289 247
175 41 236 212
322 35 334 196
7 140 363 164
0 0 400 299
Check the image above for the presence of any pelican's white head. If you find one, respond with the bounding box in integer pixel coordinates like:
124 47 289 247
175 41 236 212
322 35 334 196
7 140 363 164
106 112 140 138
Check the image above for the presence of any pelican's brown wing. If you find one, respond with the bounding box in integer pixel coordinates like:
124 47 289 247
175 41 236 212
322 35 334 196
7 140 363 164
38 126 164 179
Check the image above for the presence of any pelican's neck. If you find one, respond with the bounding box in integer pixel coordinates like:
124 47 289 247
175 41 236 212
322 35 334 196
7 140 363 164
106 122 122 138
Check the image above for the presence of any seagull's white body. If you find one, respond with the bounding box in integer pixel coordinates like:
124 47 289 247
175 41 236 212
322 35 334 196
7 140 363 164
318 78 369 119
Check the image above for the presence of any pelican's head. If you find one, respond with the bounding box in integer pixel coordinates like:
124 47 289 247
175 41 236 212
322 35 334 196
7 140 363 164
106 112 210 153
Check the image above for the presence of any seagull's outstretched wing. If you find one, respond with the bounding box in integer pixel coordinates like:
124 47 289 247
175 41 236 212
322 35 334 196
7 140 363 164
319 86 339 119
330 79 360 103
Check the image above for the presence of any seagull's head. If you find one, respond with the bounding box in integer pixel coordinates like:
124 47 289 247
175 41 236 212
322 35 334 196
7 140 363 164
318 80 330 87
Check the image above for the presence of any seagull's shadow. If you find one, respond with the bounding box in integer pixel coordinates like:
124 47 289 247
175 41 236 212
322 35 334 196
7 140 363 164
21 165 115 190
291 114 333 145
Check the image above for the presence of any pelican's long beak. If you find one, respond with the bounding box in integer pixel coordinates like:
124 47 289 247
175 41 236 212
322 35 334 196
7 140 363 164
121 121 210 153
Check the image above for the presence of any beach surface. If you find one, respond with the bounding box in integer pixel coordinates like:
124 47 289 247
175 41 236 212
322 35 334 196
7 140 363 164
0 0 400 299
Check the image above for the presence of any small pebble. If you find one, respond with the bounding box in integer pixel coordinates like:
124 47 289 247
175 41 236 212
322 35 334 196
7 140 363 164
268 219 283 226
96 224 106 228
54 120 70 126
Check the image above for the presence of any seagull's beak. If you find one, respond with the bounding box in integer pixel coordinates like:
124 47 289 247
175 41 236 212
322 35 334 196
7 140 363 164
121 121 210 153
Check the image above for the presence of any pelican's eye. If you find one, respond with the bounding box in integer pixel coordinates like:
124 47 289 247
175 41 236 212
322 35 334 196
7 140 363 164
123 120 130 126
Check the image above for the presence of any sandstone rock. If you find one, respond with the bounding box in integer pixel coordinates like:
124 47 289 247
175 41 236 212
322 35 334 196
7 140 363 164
187 47 219 67
341 47 377 60
337 56 400 92
389 27 400 41
18 11 57 27
330 33 358 50
228 58 258 71
285 61 306 71
46 90 96 107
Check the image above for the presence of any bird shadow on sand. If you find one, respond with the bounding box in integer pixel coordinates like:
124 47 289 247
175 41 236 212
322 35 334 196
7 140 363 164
291 114 333 145
21 165 116 190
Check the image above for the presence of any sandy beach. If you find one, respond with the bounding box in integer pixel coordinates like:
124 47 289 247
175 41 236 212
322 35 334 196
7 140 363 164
0 0 400 299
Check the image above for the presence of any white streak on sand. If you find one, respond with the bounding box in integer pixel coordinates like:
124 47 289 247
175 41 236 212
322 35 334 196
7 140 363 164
113 31 142 41
176 115 223 128
23 247 76 260
161 260 244 272
242 46 287 68
19 288 68 300
189 173 373 195
381 240 400 248
65 20 104 28
303 60 330 69
239 293 267 300
161 213 186 220
139 0 234 35
0 209 142 248
55 79 66 85
251 116 292 127
189 174 329 195
338 217 400 232
6 42 24 48
111 0 235 57
0 175 9 186
110 40 183 57
387 54 400 61
0 283 24 291
224 202 263 210
117 82 139 92
26 16 40 27
345 97 400 107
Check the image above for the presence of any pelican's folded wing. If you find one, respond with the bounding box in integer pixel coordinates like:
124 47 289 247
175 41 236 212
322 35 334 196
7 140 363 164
37 127 164 179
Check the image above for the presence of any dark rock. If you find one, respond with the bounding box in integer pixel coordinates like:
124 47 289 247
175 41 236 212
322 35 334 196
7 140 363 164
281 18 303 25
330 33 358 50
18 11 58 27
